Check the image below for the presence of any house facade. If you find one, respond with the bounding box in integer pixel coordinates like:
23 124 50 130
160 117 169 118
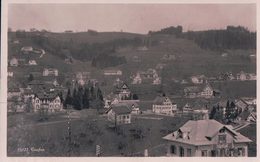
184 83 215 98
107 104 132 125
32 93 62 113
163 120 252 157
152 96 177 115
43 68 59 76
191 75 206 84
104 70 122 76
9 57 18 67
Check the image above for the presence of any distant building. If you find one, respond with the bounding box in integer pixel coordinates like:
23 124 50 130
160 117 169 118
130 102 140 114
9 57 18 67
8 87 21 99
161 54 176 61
153 77 161 85
115 83 131 100
137 46 148 51
236 71 247 81
43 68 58 76
237 111 256 123
132 72 142 84
8 71 14 77
184 83 215 98
32 92 62 113
190 75 206 84
152 96 177 115
104 69 122 76
235 99 249 112
107 104 132 125
163 119 252 157
28 60 37 65
21 46 33 54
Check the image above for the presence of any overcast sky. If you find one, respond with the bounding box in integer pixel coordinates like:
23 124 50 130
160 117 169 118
8 4 256 33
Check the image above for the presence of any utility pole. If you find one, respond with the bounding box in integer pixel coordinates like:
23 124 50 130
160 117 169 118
67 110 72 156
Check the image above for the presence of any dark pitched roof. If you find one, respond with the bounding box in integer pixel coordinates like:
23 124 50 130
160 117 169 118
153 96 172 105
111 104 132 115
35 92 59 100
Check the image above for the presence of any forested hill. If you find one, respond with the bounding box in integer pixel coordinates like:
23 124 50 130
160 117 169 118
149 26 256 50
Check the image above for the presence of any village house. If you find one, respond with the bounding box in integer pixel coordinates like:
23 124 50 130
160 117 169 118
107 104 132 125
43 68 59 76
190 75 206 84
237 111 256 123
130 102 141 114
132 72 142 84
21 46 33 54
163 119 252 157
104 69 122 76
9 57 18 67
247 73 256 80
156 63 166 70
235 99 249 112
115 83 131 100
152 96 177 115
32 92 62 113
236 71 247 81
28 60 37 65
137 46 148 51
193 109 209 120
161 54 176 61
184 83 216 98
8 71 14 77
8 87 21 99
153 77 162 85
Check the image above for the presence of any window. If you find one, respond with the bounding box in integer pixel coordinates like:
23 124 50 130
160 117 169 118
218 134 226 144
170 145 176 154
211 150 217 157
187 148 192 157
179 147 184 157
201 150 207 157
126 115 129 119
123 115 126 119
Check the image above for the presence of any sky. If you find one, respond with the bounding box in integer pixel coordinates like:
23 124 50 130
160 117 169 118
8 4 256 33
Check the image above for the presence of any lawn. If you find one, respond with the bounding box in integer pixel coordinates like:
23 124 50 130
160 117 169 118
7 112 190 157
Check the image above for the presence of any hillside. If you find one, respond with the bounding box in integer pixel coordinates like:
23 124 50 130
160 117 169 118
8 30 256 90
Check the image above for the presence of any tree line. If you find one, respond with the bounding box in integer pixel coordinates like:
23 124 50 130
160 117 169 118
64 82 104 110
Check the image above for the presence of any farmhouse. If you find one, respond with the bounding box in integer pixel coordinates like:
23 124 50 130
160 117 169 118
28 60 37 65
104 69 122 76
161 54 176 61
32 92 62 113
115 83 131 100
163 119 252 157
9 57 18 67
107 104 132 125
43 68 59 76
190 75 206 84
237 111 256 123
236 71 247 81
152 96 177 115
132 72 142 84
184 83 215 98
8 87 21 99
21 46 33 54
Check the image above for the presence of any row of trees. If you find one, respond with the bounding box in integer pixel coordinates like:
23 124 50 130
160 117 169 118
64 85 104 110
209 100 242 123
183 26 256 50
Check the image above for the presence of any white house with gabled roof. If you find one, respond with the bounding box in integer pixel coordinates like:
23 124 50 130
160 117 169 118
163 119 252 157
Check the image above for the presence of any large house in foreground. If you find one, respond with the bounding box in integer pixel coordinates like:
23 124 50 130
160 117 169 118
152 96 177 115
163 119 252 157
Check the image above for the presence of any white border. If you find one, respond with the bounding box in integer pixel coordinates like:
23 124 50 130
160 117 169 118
1 0 259 162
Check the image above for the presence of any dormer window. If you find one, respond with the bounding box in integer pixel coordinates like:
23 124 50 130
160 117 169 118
218 134 226 144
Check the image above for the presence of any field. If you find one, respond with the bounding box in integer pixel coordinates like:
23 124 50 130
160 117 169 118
7 111 190 156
